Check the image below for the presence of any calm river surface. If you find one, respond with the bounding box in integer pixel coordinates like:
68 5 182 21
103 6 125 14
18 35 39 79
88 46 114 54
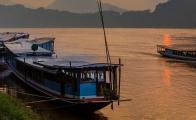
0 28 196 120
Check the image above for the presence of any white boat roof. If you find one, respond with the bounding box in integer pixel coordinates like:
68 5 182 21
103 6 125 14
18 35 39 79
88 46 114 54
17 57 88 67
0 33 15 42
30 37 55 44
12 37 54 44
10 38 31 43
17 57 120 70
0 32 29 42
4 41 52 55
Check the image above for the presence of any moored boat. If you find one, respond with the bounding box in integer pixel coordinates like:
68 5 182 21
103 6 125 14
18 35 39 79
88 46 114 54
4 40 122 112
157 44 196 60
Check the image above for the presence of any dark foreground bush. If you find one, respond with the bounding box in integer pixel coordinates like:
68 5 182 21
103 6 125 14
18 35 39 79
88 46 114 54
0 93 39 120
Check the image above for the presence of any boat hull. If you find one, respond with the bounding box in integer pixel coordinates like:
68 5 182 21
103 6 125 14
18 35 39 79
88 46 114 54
50 99 111 112
158 51 196 61
7 64 111 112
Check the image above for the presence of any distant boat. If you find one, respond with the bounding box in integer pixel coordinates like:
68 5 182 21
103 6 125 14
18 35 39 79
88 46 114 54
157 44 196 61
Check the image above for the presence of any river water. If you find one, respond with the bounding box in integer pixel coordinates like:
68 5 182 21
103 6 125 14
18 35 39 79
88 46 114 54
0 28 196 120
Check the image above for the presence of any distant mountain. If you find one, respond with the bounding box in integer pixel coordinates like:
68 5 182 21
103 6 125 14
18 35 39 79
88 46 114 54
0 0 196 28
102 3 126 13
47 0 126 13
150 0 196 27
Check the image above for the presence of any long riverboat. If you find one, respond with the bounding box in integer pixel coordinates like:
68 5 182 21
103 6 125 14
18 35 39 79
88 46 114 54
157 44 196 61
4 39 122 112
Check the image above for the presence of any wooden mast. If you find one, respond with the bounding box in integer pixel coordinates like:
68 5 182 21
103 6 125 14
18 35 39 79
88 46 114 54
96 0 114 109
96 0 112 65
118 58 121 105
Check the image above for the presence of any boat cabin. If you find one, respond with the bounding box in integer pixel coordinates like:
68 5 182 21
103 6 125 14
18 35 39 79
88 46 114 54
30 37 55 52
4 41 53 57
7 56 120 99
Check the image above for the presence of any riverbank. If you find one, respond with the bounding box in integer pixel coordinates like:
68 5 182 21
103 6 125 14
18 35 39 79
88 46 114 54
0 93 39 120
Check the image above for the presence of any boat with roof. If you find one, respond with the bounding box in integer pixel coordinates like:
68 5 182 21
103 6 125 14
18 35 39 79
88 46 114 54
157 44 196 60
4 37 122 112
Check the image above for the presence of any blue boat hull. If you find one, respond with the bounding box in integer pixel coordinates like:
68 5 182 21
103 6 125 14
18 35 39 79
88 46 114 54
158 51 196 61
8 64 111 112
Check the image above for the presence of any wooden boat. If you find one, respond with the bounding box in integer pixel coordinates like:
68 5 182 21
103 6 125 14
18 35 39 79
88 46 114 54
157 44 196 60
4 40 122 112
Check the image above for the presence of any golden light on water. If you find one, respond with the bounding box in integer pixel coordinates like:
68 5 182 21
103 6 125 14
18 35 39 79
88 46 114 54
163 34 172 46
163 67 171 87
162 61 172 87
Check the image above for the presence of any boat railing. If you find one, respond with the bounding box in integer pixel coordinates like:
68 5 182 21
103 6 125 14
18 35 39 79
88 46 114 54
157 45 166 53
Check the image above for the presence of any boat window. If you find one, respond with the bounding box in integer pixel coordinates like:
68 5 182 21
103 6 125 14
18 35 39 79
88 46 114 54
183 51 187 56
81 71 96 83
80 71 105 83
98 71 104 82
157 46 165 52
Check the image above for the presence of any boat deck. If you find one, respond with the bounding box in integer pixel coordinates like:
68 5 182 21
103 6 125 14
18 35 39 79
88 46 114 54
17 57 120 70
158 44 196 52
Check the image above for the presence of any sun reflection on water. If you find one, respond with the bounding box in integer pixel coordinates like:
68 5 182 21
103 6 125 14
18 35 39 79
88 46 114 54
163 34 172 46
162 62 172 87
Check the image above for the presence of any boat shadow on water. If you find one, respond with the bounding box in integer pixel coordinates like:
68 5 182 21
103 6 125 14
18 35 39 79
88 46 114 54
37 108 108 120
163 58 196 69
0 66 108 120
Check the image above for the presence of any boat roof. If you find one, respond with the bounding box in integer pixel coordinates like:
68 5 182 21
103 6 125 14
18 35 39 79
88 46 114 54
30 37 55 44
11 37 54 44
17 57 120 70
0 32 29 42
4 41 52 55
0 33 15 42
158 44 196 52
10 38 31 43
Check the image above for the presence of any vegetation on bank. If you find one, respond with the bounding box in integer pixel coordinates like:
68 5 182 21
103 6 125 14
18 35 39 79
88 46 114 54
0 93 39 120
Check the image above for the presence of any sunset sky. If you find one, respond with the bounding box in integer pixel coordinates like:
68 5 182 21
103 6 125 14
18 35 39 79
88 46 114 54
7 0 168 11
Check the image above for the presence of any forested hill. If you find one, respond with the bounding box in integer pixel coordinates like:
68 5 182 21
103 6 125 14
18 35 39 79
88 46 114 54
0 0 195 28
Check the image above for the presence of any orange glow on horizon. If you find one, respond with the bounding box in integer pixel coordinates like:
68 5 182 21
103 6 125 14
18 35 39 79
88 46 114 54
163 34 172 46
